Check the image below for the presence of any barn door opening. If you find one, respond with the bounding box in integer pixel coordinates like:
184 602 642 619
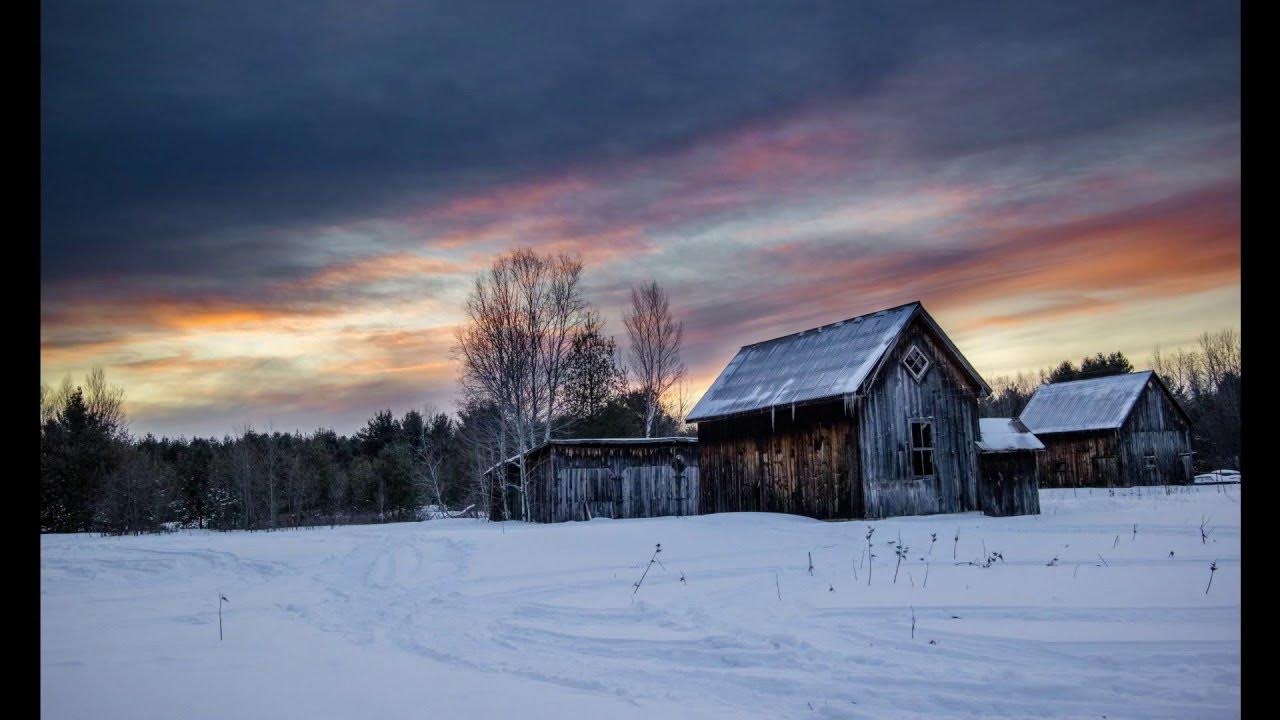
1142 450 1157 485
1180 453 1194 484
1051 460 1071 488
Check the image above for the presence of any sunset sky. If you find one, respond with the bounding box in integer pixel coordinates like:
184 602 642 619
41 1 1240 439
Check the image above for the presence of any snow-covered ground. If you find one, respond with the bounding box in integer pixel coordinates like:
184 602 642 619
42 486 1241 719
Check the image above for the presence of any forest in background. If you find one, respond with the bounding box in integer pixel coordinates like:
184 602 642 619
40 248 691 534
979 329 1241 470
40 249 1241 535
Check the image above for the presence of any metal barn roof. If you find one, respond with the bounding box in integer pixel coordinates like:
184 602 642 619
1018 371 1155 435
976 417 1045 453
686 301 988 423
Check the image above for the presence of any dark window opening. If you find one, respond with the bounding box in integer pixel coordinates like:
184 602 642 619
910 419 934 477
1052 461 1069 481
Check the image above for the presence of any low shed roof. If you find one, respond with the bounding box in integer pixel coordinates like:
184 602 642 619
482 437 696 476
976 417 1045 453
1018 371 1156 435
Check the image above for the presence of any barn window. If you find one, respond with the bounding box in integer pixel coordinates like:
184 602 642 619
902 345 930 382
1144 451 1157 470
909 419 935 477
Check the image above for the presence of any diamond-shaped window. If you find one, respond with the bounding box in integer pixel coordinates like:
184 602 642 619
902 345 930 382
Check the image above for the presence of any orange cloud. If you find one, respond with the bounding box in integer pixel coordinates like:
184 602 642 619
287 252 467 291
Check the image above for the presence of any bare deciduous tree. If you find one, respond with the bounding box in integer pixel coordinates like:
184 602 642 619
1151 346 1205 398
41 376 75 425
624 281 686 437
39 382 51 424
1198 329 1240 389
41 369 125 433
979 371 1044 418
84 367 127 438
411 406 452 514
1150 327 1241 469
454 248 592 520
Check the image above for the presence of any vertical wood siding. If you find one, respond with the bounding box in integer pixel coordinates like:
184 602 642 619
697 403 855 519
517 442 699 523
1036 377 1193 488
697 316 983 520
1036 433 1117 488
977 452 1042 516
1117 376 1195 486
857 320 981 519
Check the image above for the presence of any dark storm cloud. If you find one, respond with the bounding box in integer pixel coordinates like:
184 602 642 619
42 1 1238 288
41 0 909 283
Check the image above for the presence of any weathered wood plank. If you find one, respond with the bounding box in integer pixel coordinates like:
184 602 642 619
697 314 987 520
500 440 699 523
857 319 981 519
978 451 1042 516
1036 375 1194 488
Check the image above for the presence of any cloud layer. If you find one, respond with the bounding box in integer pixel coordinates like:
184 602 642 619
41 1 1240 437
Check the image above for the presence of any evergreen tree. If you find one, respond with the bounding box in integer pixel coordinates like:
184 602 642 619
373 443 416 520
400 410 425 451
563 328 627 421
40 388 125 532
1079 351 1134 378
1046 361 1080 384
357 410 401 457
1047 352 1134 384
96 450 171 535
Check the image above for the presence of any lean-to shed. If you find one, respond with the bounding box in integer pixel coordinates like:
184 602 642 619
687 301 990 520
1018 371 1194 487
975 417 1043 517
484 437 698 523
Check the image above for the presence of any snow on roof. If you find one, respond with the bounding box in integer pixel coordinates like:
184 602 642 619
687 303 917 422
542 437 696 446
686 301 988 423
482 437 696 475
1018 371 1154 435
976 417 1045 453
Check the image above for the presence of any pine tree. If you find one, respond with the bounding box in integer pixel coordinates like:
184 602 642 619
1046 360 1080 384
40 388 125 532
1079 351 1133 378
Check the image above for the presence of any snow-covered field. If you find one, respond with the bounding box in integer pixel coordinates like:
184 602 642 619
42 486 1240 719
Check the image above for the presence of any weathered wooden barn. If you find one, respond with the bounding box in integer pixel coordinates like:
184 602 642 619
1018 371 1194 488
975 417 1044 517
485 437 698 523
687 301 994 520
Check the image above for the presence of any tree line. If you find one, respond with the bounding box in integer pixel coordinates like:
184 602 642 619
980 329 1241 470
40 248 691 534
41 246 1239 533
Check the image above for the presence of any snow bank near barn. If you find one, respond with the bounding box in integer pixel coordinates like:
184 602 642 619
42 486 1240 719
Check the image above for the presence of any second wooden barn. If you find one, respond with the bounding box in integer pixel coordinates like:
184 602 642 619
485 437 698 523
1017 371 1194 488
687 301 999 520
